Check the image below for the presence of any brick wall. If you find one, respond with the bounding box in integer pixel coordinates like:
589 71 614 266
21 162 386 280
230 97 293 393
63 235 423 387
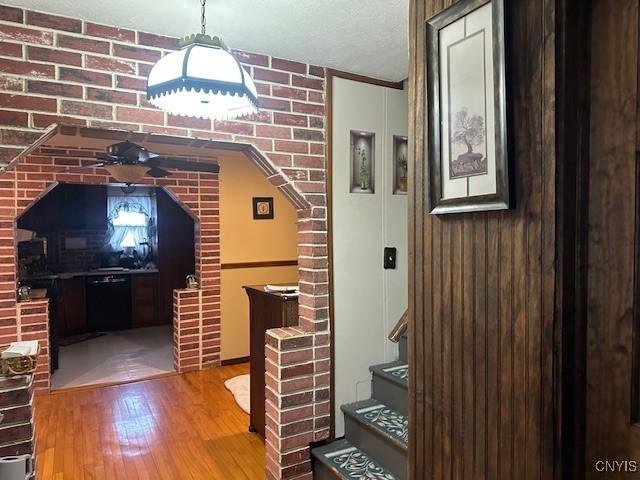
15 299 49 390
0 6 330 479
51 228 106 271
173 288 220 373
265 328 331 480
8 144 221 375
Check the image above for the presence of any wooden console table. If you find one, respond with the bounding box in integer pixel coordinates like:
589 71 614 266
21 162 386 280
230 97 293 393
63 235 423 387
243 285 298 438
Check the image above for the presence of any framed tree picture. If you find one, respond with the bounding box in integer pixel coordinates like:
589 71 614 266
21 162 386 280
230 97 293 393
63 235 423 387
425 0 511 214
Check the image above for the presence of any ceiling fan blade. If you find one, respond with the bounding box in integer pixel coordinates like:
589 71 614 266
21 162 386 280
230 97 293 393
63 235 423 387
149 157 220 174
64 162 106 173
137 149 159 163
147 167 170 178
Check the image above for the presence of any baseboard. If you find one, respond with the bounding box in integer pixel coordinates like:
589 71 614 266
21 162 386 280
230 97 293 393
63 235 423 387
221 356 250 366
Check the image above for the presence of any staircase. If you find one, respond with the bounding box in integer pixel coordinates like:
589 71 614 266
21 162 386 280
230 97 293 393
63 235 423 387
312 331 408 479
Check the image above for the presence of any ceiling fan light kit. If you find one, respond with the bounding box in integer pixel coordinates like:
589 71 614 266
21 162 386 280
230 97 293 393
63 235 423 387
105 164 151 184
67 141 220 185
146 1 259 120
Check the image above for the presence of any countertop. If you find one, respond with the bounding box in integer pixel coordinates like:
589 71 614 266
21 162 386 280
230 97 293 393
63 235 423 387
21 268 159 281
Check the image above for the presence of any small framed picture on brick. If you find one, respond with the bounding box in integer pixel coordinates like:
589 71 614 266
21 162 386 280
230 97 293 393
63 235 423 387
253 197 274 220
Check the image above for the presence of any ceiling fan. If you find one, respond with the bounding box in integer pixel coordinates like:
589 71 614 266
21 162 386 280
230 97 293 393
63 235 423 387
67 141 219 184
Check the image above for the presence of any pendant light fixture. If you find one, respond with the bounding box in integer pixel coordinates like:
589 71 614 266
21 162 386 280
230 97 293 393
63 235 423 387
146 0 259 120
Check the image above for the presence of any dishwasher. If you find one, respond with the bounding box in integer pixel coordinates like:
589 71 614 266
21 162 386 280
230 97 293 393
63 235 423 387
86 275 132 331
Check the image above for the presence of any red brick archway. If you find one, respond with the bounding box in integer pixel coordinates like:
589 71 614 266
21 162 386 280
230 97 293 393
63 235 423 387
3 123 329 479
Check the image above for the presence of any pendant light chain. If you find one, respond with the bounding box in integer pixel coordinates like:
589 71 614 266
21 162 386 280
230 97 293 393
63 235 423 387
200 0 207 35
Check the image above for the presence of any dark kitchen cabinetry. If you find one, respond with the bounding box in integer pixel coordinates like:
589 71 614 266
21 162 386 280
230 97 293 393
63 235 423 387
156 188 195 325
18 184 107 233
46 271 159 371
79 185 107 229
56 277 86 337
131 273 159 328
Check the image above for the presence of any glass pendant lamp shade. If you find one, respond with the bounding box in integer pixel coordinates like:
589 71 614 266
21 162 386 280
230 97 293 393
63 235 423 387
105 164 150 184
147 34 259 120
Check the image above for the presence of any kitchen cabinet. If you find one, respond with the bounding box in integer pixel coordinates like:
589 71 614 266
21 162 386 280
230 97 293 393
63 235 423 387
131 273 159 328
79 185 108 229
156 188 195 325
57 276 86 337
18 184 107 233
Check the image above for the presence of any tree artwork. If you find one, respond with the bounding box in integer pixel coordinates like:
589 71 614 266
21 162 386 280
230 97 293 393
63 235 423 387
450 107 487 178
356 146 369 190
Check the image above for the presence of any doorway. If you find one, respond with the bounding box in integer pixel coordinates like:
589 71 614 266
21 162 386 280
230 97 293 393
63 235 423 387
17 183 195 389
330 73 409 436
7 124 331 478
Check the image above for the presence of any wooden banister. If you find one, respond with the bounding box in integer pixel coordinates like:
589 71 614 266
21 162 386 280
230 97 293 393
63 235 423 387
388 309 408 343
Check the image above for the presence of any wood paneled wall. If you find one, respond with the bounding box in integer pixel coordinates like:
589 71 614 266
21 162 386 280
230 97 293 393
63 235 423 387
408 0 561 478
585 1 640 476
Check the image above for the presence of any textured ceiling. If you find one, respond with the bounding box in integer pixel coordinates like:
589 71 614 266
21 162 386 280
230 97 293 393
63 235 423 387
3 0 409 81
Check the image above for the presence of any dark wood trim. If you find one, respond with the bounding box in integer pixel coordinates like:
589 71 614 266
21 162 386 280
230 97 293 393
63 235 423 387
632 4 640 428
221 356 250 366
407 0 426 477
326 68 404 90
633 151 640 424
554 1 591 478
326 68 336 441
220 260 297 270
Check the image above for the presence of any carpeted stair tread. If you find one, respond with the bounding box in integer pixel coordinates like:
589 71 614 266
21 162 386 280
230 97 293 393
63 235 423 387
312 439 399 479
369 361 408 388
341 398 408 450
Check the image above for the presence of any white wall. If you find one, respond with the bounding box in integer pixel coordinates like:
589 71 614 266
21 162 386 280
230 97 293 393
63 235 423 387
332 76 408 436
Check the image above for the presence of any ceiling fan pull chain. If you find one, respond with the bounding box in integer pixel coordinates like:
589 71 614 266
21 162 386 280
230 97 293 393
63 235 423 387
201 0 207 35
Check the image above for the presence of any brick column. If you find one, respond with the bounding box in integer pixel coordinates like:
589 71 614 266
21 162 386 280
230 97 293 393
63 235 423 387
265 327 331 479
16 299 50 391
173 288 221 373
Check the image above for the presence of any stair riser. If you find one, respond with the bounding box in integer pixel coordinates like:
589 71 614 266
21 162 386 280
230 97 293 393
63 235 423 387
345 416 407 480
312 460 343 480
399 336 407 363
371 374 408 417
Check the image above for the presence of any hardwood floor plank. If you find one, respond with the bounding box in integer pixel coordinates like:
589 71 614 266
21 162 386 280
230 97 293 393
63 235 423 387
35 364 264 480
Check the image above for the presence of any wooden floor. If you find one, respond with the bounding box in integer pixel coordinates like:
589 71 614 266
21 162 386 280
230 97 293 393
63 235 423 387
34 363 265 480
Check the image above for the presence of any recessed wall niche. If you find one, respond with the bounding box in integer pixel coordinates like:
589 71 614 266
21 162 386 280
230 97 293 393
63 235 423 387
350 130 375 194
393 135 409 194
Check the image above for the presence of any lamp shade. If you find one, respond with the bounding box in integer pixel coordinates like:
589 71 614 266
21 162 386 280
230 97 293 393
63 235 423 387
147 35 258 120
105 165 150 184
